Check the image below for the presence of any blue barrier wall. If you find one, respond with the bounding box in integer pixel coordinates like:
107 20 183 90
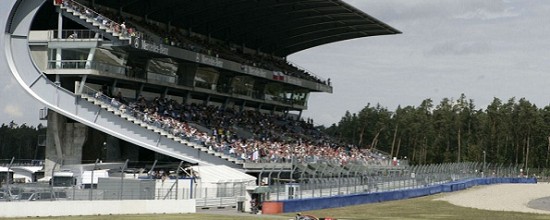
281 177 537 213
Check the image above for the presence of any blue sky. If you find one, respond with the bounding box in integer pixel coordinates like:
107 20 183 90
2 0 550 127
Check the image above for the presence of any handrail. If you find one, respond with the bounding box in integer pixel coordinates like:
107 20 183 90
55 0 327 85
58 0 140 39
49 29 104 41
285 59 329 85
47 60 127 76
79 85 391 167
80 85 239 160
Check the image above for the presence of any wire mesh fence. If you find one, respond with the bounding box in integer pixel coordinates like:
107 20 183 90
261 161 525 201
0 156 531 206
0 158 247 208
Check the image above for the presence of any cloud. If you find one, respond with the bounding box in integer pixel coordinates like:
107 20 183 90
426 41 493 56
3 104 24 118
348 0 521 23
453 7 521 20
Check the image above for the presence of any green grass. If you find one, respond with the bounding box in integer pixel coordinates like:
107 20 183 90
4 194 550 220
276 194 550 220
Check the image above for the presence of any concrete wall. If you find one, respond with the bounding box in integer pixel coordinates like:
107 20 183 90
265 177 538 214
0 199 196 217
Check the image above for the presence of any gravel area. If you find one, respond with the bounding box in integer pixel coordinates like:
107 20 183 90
436 183 550 214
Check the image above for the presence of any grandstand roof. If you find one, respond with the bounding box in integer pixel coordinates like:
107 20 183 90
91 0 401 56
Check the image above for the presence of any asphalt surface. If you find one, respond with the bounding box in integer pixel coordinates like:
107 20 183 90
527 196 550 212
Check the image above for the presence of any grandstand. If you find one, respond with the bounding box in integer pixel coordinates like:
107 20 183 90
28 0 401 172
0 0 403 216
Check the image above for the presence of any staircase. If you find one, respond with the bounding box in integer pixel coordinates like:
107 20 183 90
79 88 244 166
56 0 133 45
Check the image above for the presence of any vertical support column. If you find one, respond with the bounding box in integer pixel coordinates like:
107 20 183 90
85 47 96 69
111 79 118 96
77 75 87 95
136 83 145 99
163 87 169 99
45 111 88 176
223 97 230 110
241 100 246 112
205 95 211 106
177 62 198 87
105 135 121 161
56 8 63 68
184 91 191 105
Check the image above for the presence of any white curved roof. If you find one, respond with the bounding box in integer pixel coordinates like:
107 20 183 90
191 165 255 183
0 167 13 172
11 166 43 173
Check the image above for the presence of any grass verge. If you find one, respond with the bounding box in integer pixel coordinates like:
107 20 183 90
4 194 550 220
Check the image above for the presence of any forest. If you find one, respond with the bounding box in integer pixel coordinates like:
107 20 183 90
0 121 46 163
323 94 550 168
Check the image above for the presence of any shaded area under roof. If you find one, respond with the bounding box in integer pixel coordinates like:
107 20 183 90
89 0 401 57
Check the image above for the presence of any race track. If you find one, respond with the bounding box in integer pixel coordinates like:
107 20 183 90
437 183 550 214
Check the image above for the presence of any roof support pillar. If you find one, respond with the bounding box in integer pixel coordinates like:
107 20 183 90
163 87 169 99
184 91 191 105
241 100 246 112
77 75 87 95
111 79 118 96
135 83 145 100
204 95 212 106
223 97 230 110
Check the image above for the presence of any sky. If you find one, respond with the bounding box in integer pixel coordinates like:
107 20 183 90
294 0 550 126
2 0 550 127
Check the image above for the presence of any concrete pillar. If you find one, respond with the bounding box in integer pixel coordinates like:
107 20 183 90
44 111 88 177
122 143 139 161
85 47 96 69
177 62 198 86
105 135 121 161
55 8 62 68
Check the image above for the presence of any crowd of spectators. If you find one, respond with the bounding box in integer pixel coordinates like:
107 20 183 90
59 0 139 39
63 0 381 165
94 87 387 166
59 0 330 86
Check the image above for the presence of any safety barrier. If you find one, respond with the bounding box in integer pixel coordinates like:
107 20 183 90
268 177 537 213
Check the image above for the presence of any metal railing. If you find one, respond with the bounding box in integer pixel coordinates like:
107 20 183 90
58 0 140 39
0 158 246 208
78 85 396 167
147 72 178 84
79 85 238 161
285 59 329 85
261 161 523 201
49 29 103 41
47 60 127 76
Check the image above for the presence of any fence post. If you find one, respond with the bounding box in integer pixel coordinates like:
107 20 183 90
120 159 129 200
6 157 14 201
89 158 99 200
149 160 158 177
204 188 208 207
50 159 59 201
176 161 183 200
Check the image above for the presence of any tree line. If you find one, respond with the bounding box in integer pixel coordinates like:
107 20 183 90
323 94 550 168
0 121 46 162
